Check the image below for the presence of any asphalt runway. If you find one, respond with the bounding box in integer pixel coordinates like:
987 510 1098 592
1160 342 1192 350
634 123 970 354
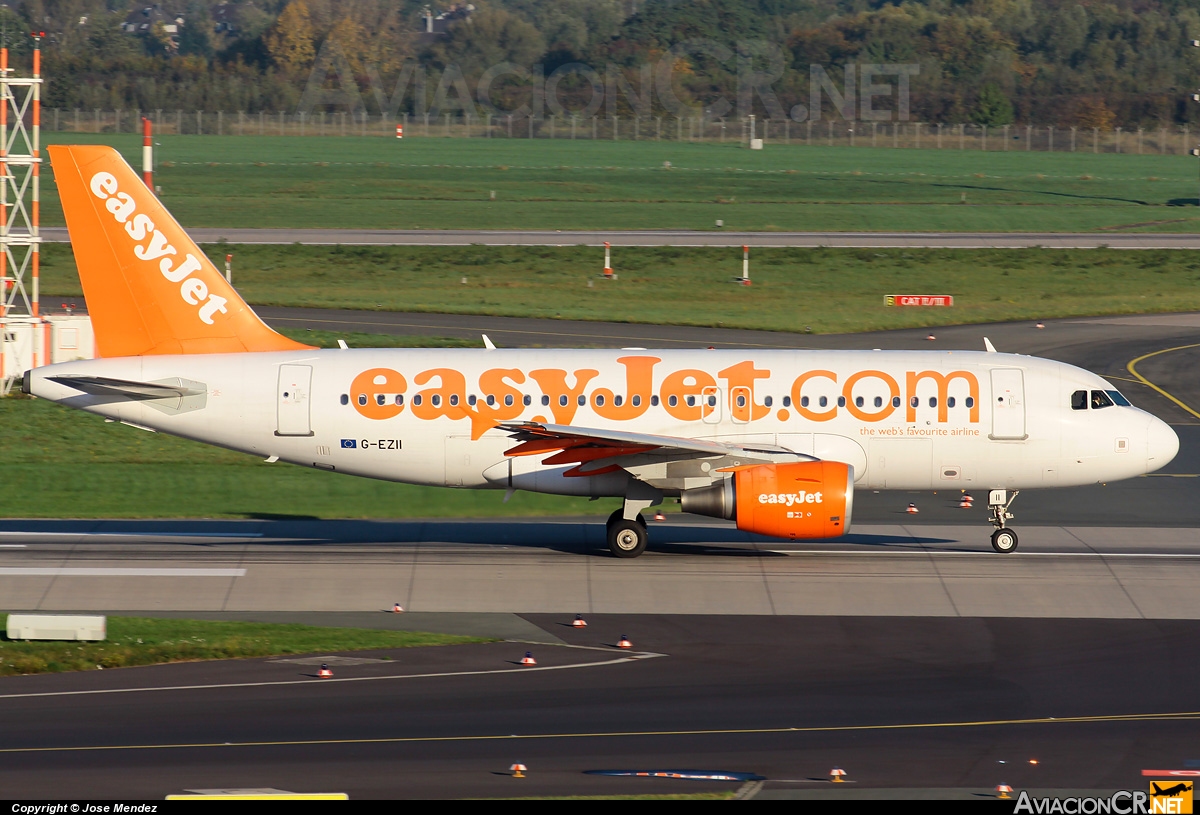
2 616 1198 799
4 309 1200 798
38 227 1200 248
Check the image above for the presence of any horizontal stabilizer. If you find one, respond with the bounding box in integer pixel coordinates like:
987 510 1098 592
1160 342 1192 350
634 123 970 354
47 375 205 400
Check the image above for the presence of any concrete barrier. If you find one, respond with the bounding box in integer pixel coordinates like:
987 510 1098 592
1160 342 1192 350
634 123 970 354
6 614 106 641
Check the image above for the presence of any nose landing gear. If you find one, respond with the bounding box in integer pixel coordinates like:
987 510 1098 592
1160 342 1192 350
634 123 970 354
988 489 1020 553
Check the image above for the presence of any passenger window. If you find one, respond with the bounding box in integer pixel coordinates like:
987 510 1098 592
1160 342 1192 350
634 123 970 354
929 397 937 408
783 396 791 407
1071 390 1087 410
632 395 642 407
613 395 623 407
594 394 605 406
504 394 514 407
947 397 955 408
763 396 772 407
395 395 404 406
651 395 660 406
965 397 975 408
686 395 696 407
892 396 901 408
1106 390 1131 407
874 396 883 408
559 395 568 407
523 395 531 406
800 396 809 408
837 396 846 407
736 394 746 407
818 396 827 408
1091 390 1114 409
541 395 550 406
340 394 349 405
909 396 919 408
668 395 678 407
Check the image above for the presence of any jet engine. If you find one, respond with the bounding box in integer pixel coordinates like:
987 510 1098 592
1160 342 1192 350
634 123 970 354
680 461 853 539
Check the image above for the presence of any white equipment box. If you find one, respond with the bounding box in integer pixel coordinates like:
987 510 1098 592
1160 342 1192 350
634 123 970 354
6 614 107 641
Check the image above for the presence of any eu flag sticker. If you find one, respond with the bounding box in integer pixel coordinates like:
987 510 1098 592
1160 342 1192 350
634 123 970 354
340 439 357 449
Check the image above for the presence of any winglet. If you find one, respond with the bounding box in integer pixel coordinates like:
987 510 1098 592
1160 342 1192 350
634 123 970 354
48 145 313 357
984 337 997 353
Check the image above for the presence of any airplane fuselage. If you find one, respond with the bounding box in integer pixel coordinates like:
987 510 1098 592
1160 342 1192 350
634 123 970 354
29 347 1178 497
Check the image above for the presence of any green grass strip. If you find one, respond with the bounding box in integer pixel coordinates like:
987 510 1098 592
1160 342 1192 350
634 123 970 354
0 615 486 676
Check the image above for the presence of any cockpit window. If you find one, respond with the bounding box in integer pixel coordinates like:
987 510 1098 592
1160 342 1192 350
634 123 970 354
1106 390 1131 407
1091 390 1114 409
1071 390 1087 410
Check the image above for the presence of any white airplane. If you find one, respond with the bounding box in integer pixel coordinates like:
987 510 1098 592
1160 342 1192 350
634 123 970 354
25 145 1179 558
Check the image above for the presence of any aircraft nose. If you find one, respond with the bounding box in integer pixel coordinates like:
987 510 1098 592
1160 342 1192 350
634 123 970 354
1146 416 1179 473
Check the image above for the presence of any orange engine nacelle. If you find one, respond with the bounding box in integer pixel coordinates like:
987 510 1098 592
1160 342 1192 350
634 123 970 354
680 461 853 539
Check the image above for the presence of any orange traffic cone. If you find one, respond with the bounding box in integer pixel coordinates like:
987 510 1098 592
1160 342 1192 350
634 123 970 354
317 663 333 678
906 503 919 514
1035 322 1045 329
572 614 588 628
654 511 666 521
997 784 1013 799
617 635 632 649
926 334 936 341
511 764 528 778
830 768 847 783
392 602 404 613
520 651 537 666
958 496 972 508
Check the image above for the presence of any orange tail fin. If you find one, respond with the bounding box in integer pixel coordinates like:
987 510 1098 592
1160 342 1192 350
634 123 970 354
48 145 312 357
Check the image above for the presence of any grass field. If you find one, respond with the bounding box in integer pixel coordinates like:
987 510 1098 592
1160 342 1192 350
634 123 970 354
37 133 1200 232
39 242 1200 334
0 396 624 519
0 615 483 676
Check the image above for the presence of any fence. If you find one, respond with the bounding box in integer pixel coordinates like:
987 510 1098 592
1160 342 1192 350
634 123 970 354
41 109 1199 155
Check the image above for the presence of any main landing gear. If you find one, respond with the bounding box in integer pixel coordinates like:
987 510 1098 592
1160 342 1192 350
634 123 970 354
606 508 648 558
988 489 1020 553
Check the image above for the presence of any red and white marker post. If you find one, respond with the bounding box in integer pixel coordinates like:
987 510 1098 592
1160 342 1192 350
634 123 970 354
142 117 153 190
735 245 751 285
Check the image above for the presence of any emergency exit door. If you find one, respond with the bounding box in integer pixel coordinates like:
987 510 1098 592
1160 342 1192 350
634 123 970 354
276 364 313 436
989 368 1027 440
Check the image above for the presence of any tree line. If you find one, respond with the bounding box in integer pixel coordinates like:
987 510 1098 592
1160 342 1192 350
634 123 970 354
2 0 1198 127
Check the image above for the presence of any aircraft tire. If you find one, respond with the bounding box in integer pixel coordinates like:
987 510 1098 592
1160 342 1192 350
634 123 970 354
991 528 1019 554
608 518 648 558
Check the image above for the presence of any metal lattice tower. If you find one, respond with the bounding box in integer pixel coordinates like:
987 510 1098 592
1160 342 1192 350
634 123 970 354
0 37 41 323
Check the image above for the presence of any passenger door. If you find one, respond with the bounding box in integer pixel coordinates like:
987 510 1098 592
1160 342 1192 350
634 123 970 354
990 368 1027 440
276 364 313 437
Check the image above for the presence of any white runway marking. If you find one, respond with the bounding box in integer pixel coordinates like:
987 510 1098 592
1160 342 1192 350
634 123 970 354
0 544 27 548
0 568 246 577
0 651 664 701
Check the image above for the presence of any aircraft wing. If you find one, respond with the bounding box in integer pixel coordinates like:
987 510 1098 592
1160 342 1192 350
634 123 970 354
497 420 807 469
47 375 205 400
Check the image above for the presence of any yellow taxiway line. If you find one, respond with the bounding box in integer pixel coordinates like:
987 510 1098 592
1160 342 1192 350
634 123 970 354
2 711 1198 755
1127 343 1200 421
